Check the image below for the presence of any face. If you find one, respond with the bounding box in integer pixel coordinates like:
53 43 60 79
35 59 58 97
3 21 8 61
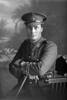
26 23 43 41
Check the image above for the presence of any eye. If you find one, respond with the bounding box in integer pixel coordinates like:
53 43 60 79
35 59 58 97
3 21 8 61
34 26 38 29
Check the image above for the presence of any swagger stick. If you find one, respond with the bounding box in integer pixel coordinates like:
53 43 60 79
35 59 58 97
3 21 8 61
16 62 30 96
16 75 28 96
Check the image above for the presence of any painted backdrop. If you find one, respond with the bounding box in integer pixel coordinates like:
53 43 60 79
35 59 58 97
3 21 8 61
0 0 67 55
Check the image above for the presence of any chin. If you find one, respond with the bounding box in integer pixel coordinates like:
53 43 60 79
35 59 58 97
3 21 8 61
32 38 39 42
32 37 37 40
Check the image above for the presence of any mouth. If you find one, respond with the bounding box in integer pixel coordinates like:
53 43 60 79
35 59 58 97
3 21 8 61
31 35 37 38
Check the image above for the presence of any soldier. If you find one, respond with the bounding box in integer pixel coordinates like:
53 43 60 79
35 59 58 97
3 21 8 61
9 12 57 85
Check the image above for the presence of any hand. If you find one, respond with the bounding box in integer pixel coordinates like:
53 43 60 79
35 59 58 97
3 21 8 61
20 61 29 75
14 59 21 66
20 61 26 66
29 74 39 80
29 62 41 76
20 61 42 76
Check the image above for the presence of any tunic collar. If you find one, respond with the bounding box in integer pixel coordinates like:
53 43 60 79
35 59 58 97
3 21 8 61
30 37 46 47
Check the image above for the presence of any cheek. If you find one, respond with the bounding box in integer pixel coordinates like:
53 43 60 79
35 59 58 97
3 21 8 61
37 28 42 33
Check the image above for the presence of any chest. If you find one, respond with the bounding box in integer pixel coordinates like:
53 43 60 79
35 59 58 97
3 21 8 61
23 41 47 62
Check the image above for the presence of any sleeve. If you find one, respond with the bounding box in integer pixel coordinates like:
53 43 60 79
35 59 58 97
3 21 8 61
39 41 57 76
9 41 26 65
9 40 26 78
10 41 25 64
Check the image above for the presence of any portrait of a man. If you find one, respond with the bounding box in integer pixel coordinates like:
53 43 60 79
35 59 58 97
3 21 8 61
0 0 67 100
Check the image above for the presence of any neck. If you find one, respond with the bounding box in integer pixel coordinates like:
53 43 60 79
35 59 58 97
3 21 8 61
32 34 42 42
31 36 42 43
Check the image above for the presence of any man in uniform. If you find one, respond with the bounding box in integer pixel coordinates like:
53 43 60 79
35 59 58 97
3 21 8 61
9 12 57 86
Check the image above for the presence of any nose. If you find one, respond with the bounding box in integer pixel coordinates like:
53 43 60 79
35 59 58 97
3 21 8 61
32 27 36 33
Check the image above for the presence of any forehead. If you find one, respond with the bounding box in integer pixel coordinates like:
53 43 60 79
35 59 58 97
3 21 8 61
27 23 42 28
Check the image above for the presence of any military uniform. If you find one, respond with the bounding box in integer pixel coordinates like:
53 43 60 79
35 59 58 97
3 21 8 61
9 37 57 79
9 12 57 83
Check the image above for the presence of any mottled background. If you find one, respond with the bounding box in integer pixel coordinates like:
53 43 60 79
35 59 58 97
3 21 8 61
0 0 67 99
0 0 67 54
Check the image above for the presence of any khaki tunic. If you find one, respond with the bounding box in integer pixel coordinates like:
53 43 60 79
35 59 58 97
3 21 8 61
9 37 57 78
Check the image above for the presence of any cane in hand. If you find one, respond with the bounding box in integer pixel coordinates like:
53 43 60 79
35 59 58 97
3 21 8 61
16 62 30 96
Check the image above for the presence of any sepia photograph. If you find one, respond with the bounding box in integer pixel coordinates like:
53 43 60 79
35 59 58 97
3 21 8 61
0 0 67 100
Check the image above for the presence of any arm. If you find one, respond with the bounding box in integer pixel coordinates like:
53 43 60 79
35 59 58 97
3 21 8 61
9 39 27 65
9 41 26 78
10 44 24 65
39 41 57 77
